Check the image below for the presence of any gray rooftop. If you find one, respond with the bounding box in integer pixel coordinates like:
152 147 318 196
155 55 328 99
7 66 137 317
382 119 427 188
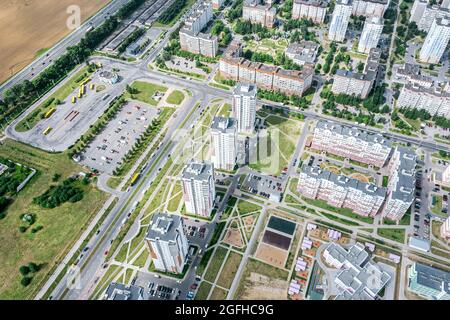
211 117 237 133
293 0 328 7
390 146 416 202
233 83 257 97
145 213 184 243
182 160 214 181
413 262 450 294
104 282 143 300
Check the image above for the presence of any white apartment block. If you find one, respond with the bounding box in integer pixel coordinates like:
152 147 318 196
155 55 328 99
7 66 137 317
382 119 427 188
419 17 450 64
392 63 434 88
181 160 216 217
242 0 276 28
351 0 388 18
381 146 416 222
232 83 257 134
441 216 450 242
328 0 353 42
285 41 319 65
212 0 224 9
145 213 189 274
298 165 386 217
179 30 219 57
311 120 392 168
211 117 238 171
358 16 384 53
397 84 450 118
184 1 213 33
292 0 328 24
410 0 450 31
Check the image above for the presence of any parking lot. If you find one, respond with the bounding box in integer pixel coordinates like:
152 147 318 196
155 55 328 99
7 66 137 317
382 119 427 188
165 57 211 77
241 172 284 202
80 101 157 174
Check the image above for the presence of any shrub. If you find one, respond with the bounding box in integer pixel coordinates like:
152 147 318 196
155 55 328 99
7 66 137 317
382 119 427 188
28 262 40 273
19 226 27 233
19 265 30 276
20 277 32 287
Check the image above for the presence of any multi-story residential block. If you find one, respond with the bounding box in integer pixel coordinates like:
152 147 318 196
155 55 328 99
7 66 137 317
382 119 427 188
298 165 386 217
232 83 257 134
351 0 388 18
433 164 450 188
323 242 391 300
441 216 450 242
311 120 392 168
242 0 276 28
410 0 450 31
180 30 219 57
397 84 450 118
408 262 450 300
179 1 218 57
443 0 450 9
392 63 434 88
104 283 144 300
381 146 416 222
285 41 319 65
181 160 216 217
212 0 224 9
145 213 189 274
358 16 384 53
292 0 328 24
419 17 450 64
219 44 314 96
328 0 353 42
332 48 380 98
211 117 238 171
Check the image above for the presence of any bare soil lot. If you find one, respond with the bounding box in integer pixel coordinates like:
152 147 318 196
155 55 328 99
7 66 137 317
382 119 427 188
0 0 110 83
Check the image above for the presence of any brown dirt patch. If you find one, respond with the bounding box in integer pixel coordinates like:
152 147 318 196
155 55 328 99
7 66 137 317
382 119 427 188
223 227 244 248
348 172 370 183
255 243 288 268
241 272 288 300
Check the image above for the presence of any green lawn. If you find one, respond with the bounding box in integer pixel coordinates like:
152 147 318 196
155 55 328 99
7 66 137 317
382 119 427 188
382 176 389 187
204 246 228 283
209 221 226 247
377 228 406 244
237 200 261 215
196 248 214 277
166 90 185 105
245 38 289 58
216 252 242 289
431 194 444 216
217 103 232 117
195 281 212 300
125 80 168 106
167 183 182 212
209 286 228 300
0 139 108 299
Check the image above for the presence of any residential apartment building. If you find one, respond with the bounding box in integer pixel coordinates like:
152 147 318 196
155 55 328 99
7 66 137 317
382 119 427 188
408 262 450 300
242 0 276 28
211 117 238 171
410 0 450 31
392 63 434 88
145 213 189 274
232 83 257 134
219 45 314 96
297 165 387 217
419 17 450 64
292 0 328 24
285 41 319 65
212 0 224 9
381 146 416 222
441 216 450 242
311 120 392 168
328 0 353 42
181 160 216 217
351 0 388 18
332 48 380 98
323 242 391 300
397 84 450 118
179 1 218 57
358 16 384 53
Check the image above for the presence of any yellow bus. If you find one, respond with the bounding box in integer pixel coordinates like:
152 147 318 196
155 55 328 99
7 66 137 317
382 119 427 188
43 127 52 135
71 96 77 103
130 173 141 186
90 83 95 90
79 77 91 87
44 108 56 118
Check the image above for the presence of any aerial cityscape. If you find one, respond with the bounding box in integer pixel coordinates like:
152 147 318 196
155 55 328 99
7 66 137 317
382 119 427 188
0 0 449 303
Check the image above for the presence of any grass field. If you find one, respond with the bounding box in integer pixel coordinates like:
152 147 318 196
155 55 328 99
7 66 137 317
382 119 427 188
0 0 110 84
216 252 242 289
237 200 261 215
377 228 406 244
125 81 168 106
209 287 228 300
0 139 108 299
166 90 185 105
204 246 228 283
195 281 212 300
245 38 289 59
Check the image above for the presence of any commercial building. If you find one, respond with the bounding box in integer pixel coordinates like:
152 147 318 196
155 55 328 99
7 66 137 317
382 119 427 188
441 216 450 242
381 146 416 222
433 165 450 188
99 71 119 84
242 0 276 28
331 48 381 98
126 36 150 56
219 44 314 96
103 283 144 300
351 0 388 18
211 117 238 171
232 83 257 134
392 63 434 88
212 0 224 9
396 84 450 118
408 262 450 300
179 1 218 57
410 0 450 32
182 160 216 217
328 0 353 42
323 242 391 300
292 0 328 24
358 16 384 53
419 17 450 64
145 213 189 274
311 120 392 168
285 41 319 65
298 165 386 217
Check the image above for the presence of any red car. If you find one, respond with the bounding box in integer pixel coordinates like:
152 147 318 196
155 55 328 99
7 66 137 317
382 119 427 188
190 283 198 290
104 250 109 256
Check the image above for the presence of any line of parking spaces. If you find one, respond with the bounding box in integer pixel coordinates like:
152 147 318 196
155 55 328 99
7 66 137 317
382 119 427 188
80 101 157 174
